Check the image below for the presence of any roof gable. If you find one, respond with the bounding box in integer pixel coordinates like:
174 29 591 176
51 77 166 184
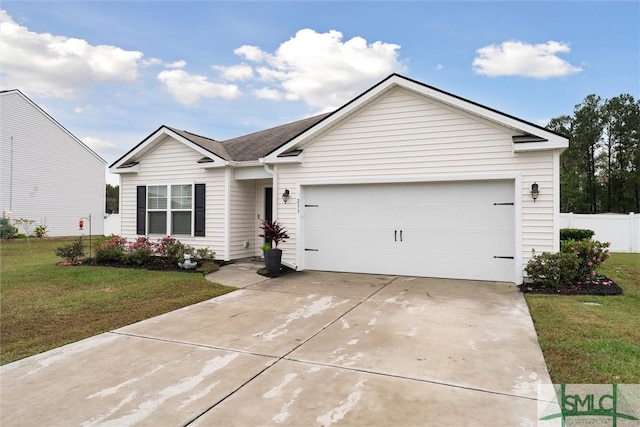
1 89 106 165
110 113 331 170
109 126 229 171
110 73 569 172
264 74 568 161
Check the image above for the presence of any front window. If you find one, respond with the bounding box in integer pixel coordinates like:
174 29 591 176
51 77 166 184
147 184 192 235
171 185 192 235
148 185 168 234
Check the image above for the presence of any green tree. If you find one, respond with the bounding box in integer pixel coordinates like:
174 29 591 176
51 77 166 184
550 93 640 213
549 115 587 213
572 94 604 213
600 94 639 212
106 184 119 214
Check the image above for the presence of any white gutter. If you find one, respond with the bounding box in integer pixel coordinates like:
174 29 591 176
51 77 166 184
224 167 231 261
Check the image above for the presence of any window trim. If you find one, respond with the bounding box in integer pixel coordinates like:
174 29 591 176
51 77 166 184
136 182 205 237
146 183 193 237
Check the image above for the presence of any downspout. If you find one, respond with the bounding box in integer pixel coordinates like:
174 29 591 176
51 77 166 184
224 167 231 261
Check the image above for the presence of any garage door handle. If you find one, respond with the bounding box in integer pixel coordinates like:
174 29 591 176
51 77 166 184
394 230 397 241
400 230 403 242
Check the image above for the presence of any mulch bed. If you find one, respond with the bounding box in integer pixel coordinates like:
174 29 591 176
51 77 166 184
57 258 220 274
519 275 623 296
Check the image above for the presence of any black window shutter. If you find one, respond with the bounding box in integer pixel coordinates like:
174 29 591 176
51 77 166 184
194 183 206 237
136 186 146 235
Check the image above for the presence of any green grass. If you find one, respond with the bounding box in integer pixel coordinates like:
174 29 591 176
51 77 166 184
525 253 640 383
0 237 236 365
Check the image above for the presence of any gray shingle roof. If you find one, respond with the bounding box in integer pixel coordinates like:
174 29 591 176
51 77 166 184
172 112 331 162
166 127 232 160
221 113 332 161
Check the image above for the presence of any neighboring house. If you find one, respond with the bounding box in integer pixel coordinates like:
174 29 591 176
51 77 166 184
0 90 106 236
110 74 568 284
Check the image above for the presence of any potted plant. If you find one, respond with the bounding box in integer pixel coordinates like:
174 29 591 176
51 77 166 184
258 219 289 276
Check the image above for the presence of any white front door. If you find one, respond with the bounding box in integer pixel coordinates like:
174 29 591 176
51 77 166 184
303 180 515 282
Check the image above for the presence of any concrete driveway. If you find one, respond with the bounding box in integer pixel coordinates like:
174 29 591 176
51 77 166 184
0 264 553 426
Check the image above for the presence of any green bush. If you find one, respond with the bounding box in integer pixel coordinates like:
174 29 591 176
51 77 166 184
55 237 85 262
0 217 17 239
561 238 610 282
90 235 216 271
94 236 127 263
525 251 582 288
560 228 595 241
525 239 611 287
35 224 48 238
193 247 216 262
157 236 187 266
123 236 158 266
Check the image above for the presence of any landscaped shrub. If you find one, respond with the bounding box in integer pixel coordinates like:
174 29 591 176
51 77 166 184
0 217 17 239
525 239 611 287
560 228 595 241
157 236 187 266
55 237 85 262
525 251 582 288
94 236 128 263
123 236 159 265
72 234 216 271
13 218 36 237
193 247 216 262
35 224 48 238
561 238 610 282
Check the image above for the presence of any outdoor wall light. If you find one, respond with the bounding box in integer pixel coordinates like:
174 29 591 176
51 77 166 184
531 182 540 202
282 189 290 204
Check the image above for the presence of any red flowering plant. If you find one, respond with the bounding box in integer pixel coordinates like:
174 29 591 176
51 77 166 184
125 236 159 265
560 238 611 284
524 239 611 288
94 236 128 263
258 219 289 250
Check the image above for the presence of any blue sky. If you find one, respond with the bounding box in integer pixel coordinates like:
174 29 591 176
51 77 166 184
1 1 638 184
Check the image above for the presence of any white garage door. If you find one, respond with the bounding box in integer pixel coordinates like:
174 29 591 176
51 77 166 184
303 180 515 282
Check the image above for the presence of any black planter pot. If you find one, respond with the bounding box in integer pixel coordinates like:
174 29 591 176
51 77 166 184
264 249 282 276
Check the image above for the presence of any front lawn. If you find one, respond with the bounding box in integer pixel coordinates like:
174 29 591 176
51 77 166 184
525 253 640 383
0 238 236 365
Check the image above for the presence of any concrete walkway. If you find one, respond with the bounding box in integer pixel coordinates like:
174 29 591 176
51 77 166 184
0 261 555 426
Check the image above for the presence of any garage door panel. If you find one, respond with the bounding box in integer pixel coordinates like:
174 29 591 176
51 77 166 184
303 180 515 282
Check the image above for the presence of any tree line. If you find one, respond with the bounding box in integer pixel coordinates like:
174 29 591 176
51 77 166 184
547 93 640 213
106 184 119 214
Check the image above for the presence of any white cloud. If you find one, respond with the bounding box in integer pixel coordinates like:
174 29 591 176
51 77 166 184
223 29 406 110
0 9 143 98
253 87 283 100
214 64 254 81
82 136 117 153
472 40 582 78
167 60 187 69
234 45 270 62
434 64 444 71
157 69 241 105
141 58 185 69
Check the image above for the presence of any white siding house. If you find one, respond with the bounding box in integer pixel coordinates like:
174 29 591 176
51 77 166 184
0 90 106 236
111 74 568 284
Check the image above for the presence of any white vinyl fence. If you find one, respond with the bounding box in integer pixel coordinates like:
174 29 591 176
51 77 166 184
104 214 121 236
106 212 638 253
559 212 639 253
